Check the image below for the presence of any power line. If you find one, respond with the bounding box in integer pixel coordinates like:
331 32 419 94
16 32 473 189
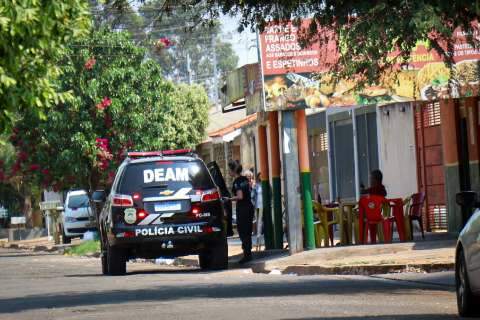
89 4 206 14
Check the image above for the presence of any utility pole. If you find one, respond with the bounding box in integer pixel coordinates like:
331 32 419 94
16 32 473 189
281 110 303 254
211 36 219 106
186 52 192 85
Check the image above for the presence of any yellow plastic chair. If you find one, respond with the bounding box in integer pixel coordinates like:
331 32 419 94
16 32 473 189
312 202 329 247
312 201 342 247
339 202 357 245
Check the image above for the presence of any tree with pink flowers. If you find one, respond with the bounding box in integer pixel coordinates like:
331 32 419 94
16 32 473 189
9 29 210 192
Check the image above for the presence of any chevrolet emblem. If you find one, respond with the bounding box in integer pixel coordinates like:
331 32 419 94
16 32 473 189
159 190 174 196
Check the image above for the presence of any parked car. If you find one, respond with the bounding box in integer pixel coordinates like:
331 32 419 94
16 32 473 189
455 191 480 317
93 149 228 276
62 190 96 244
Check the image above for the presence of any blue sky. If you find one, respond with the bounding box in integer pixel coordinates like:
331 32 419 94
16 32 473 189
221 15 258 67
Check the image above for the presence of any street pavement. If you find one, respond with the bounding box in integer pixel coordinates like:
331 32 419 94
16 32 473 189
0 248 461 320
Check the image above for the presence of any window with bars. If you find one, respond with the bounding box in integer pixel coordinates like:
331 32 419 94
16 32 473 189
427 205 448 231
423 102 441 127
319 131 328 152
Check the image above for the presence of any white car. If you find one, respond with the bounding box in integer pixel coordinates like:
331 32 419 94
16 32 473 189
455 191 480 317
62 190 96 243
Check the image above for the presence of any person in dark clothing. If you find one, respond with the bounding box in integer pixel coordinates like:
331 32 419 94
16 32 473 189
228 160 254 263
361 169 387 197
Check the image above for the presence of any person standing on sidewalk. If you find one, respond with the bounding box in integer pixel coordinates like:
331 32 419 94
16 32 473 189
228 160 254 263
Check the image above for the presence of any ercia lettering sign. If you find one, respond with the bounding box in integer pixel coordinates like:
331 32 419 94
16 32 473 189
260 19 480 111
143 168 189 183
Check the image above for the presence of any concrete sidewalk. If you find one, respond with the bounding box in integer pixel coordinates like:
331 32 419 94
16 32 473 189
248 235 456 276
0 236 81 252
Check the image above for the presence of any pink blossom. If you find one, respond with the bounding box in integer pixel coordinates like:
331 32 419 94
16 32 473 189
84 57 96 70
156 37 174 50
96 102 105 111
29 164 40 171
102 97 112 108
96 97 112 111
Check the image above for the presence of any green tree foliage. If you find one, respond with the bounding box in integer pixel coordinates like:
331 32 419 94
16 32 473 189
125 0 479 85
208 0 480 83
0 136 41 226
9 30 210 191
138 1 238 83
0 0 91 132
92 1 238 93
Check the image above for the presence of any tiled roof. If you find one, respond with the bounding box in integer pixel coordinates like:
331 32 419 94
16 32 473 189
208 113 257 138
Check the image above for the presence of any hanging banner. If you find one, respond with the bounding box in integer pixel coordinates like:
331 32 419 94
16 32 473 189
259 19 480 111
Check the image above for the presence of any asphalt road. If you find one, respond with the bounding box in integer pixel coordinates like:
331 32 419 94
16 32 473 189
0 248 461 320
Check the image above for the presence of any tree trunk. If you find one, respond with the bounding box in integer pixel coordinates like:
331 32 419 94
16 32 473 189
23 194 33 228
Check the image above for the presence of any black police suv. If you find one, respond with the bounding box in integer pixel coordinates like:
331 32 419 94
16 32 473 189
93 150 228 275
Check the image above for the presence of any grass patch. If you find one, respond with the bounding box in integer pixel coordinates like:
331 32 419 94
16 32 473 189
64 240 100 256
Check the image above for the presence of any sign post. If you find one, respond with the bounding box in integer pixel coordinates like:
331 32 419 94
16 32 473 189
39 201 62 245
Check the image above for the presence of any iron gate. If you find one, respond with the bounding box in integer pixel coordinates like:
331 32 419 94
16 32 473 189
414 101 448 231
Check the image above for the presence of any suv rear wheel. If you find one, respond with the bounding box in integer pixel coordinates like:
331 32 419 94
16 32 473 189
105 244 127 276
199 237 228 271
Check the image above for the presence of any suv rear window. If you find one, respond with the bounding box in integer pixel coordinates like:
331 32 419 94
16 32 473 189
67 194 89 209
118 160 215 194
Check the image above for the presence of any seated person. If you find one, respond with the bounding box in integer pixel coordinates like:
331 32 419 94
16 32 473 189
361 169 387 197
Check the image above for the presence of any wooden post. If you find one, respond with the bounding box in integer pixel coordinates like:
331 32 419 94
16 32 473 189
296 109 315 250
258 123 274 249
268 111 283 249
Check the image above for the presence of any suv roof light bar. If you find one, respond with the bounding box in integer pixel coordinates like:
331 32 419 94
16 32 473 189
127 149 194 158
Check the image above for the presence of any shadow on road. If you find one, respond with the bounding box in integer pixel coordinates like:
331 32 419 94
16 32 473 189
281 315 458 320
64 267 203 277
0 273 455 314
0 253 55 258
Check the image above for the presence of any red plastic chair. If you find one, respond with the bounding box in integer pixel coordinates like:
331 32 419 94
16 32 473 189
408 192 426 240
387 198 407 242
358 195 393 244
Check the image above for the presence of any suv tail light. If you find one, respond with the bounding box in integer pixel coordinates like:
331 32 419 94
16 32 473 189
132 192 142 201
137 209 148 220
200 189 220 202
190 205 201 219
112 194 134 207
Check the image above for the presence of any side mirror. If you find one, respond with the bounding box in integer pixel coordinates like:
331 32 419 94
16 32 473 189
456 191 478 208
91 190 106 203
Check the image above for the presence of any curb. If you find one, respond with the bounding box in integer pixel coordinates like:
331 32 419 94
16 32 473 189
2 242 454 276
250 262 455 276
0 241 65 253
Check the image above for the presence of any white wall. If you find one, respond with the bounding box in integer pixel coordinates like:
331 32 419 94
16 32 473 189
239 125 257 172
43 190 63 203
378 103 418 199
